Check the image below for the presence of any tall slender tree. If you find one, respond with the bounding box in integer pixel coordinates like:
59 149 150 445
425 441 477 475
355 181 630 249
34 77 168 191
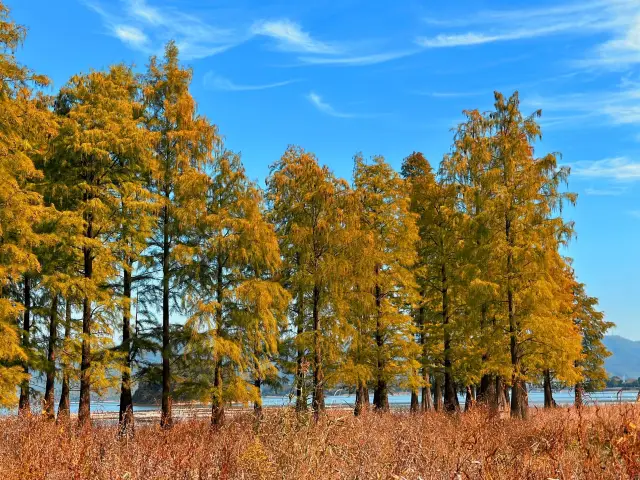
180 147 289 426
267 146 352 418
47 64 150 426
0 1 54 409
353 155 419 412
487 92 578 418
143 41 217 427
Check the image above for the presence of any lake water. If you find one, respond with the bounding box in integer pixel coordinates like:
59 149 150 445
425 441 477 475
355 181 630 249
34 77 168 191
5 389 637 414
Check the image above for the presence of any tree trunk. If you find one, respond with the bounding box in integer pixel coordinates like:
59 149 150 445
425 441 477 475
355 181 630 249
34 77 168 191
512 381 527 418
57 300 72 421
312 284 324 420
464 385 475 411
575 382 584 408
78 234 93 427
294 260 307 412
160 204 172 428
496 376 508 412
421 383 433 411
418 294 432 412
211 361 224 427
441 263 458 413
43 294 59 419
253 377 262 418
410 390 419 413
433 376 444 412
211 260 225 427
18 275 31 414
505 213 527 419
354 384 367 416
543 369 554 408
373 270 389 412
478 374 497 410
119 261 134 435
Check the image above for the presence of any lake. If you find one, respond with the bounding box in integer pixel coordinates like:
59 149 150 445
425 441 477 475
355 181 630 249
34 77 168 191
5 389 637 414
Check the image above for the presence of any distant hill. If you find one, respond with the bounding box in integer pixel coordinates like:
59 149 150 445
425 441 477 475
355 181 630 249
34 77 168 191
604 335 640 380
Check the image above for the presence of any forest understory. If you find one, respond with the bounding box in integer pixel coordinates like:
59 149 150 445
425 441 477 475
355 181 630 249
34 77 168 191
1 405 639 480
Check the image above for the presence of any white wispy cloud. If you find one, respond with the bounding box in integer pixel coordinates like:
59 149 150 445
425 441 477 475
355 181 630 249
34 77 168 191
113 25 148 48
86 2 411 66
203 72 298 91
307 92 367 118
417 0 635 49
522 81 640 127
252 19 413 66
629 210 640 218
571 157 640 181
251 19 339 54
423 1 612 28
299 50 416 66
584 186 628 195
86 0 244 59
580 2 640 68
417 22 591 48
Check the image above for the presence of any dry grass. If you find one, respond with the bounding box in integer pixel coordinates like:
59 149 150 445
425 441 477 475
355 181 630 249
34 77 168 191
1 405 639 479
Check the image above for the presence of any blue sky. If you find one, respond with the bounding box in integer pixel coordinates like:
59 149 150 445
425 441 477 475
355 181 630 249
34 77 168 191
8 0 640 338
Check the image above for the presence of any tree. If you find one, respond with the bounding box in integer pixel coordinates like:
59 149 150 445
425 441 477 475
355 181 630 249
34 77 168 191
47 64 149 426
403 152 463 413
353 155 419 412
266 146 352 418
572 280 613 407
440 110 506 411
485 92 578 418
112 92 156 434
180 147 289 426
0 1 54 409
143 41 217 427
38 215 83 419
57 299 76 420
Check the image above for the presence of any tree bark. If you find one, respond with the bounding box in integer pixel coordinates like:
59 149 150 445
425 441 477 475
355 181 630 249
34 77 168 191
354 384 367 416
43 295 59 419
294 257 307 412
478 374 497 410
511 381 528 419
464 385 475 411
211 361 224 427
78 225 93 427
496 376 508 412
253 377 262 418
421 383 433 411
433 376 443 412
18 275 31 414
505 213 527 419
119 261 134 434
57 300 72 421
418 293 432 412
477 304 496 410
410 390 419 413
575 382 584 408
442 264 458 413
312 284 324 420
160 203 172 429
543 369 554 408
373 268 389 412
211 260 225 427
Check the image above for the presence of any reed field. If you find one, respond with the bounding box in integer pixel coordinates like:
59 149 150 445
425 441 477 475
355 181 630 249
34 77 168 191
1 405 639 479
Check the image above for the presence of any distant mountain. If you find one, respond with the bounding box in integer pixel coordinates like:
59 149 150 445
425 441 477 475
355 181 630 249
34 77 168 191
604 335 640 380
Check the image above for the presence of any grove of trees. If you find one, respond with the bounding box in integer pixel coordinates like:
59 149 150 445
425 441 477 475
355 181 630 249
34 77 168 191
0 2 613 432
